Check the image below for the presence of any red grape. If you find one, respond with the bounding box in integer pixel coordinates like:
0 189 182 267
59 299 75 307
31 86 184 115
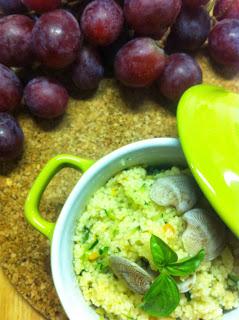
0 0 26 14
114 37 166 88
0 15 34 67
72 46 104 91
0 64 23 113
32 9 82 69
24 77 69 119
81 0 124 46
22 0 62 13
0 113 24 161
158 53 202 101
214 0 239 20
124 0 182 38
182 0 210 8
170 6 211 51
208 19 239 69
100 28 131 75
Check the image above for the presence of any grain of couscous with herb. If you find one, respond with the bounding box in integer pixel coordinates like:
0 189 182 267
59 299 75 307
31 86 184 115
73 166 239 320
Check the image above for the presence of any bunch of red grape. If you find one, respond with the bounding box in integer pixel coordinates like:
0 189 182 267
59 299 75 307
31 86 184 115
0 0 239 162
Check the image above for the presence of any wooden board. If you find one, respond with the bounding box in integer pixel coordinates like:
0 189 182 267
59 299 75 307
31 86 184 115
0 268 43 320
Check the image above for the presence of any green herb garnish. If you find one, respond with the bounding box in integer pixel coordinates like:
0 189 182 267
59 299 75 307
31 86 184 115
99 246 109 255
103 209 115 220
141 235 205 317
185 291 192 302
88 239 99 250
79 269 86 276
82 226 90 243
96 261 109 273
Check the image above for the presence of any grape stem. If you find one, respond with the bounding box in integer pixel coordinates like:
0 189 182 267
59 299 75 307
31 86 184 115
157 27 171 49
206 0 216 13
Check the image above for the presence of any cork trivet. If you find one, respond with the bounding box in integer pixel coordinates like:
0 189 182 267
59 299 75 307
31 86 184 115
0 50 238 319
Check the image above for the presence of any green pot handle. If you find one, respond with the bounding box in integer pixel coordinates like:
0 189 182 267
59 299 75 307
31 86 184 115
24 154 94 241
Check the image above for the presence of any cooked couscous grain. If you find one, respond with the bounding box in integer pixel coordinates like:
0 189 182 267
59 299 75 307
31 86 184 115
73 167 239 320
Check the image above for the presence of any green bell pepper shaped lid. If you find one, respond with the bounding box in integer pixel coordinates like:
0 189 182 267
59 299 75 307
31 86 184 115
177 84 239 237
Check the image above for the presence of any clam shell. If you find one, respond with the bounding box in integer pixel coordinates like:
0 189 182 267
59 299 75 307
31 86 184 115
182 208 226 261
150 174 198 213
109 256 153 295
177 274 196 293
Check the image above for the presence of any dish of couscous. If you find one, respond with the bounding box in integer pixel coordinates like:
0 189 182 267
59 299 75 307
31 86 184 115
73 166 239 320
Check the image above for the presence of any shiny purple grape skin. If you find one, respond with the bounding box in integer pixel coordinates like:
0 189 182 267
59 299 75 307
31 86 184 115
24 77 69 119
0 0 26 14
0 15 34 67
0 64 23 113
158 53 202 101
72 46 104 91
114 37 166 88
32 9 82 69
81 0 124 46
170 6 211 51
213 0 239 20
124 0 182 38
22 0 62 13
0 113 24 161
208 19 239 69
182 0 210 8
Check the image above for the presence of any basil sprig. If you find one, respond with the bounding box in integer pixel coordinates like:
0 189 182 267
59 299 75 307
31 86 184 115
141 235 205 317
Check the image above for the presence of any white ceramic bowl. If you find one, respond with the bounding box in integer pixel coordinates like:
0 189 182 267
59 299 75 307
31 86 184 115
25 138 239 320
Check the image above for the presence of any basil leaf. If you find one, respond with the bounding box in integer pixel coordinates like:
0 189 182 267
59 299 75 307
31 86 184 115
150 235 178 267
165 249 205 276
141 273 180 317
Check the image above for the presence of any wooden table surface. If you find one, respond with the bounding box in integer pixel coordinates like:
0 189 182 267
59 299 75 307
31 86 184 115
0 268 43 320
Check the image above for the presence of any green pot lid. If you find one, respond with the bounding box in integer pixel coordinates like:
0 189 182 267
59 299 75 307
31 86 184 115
177 84 239 237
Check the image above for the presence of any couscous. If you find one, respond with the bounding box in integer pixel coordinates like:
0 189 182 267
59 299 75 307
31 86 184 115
73 166 239 320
